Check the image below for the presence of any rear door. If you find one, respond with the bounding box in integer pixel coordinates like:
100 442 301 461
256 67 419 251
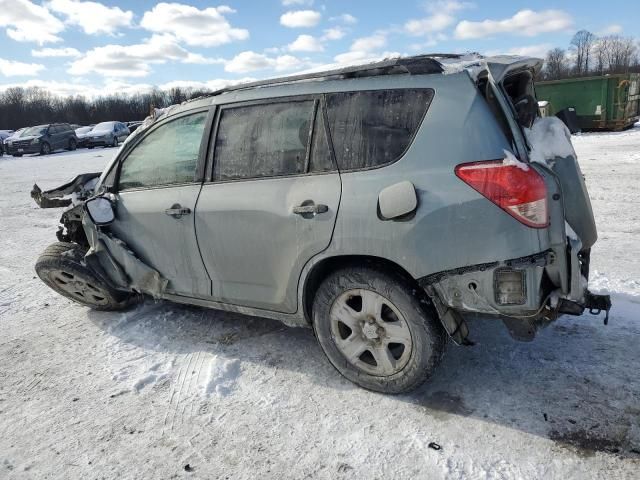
195 97 341 313
48 125 60 149
108 109 212 297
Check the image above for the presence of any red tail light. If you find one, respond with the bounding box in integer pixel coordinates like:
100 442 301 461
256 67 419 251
455 160 548 228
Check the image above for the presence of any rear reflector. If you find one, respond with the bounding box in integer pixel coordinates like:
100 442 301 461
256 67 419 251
455 160 548 228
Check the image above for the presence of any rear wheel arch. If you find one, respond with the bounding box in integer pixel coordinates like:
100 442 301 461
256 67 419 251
302 255 428 324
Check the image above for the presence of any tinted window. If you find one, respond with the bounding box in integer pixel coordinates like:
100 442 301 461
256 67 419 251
214 100 315 181
49 126 60 134
325 89 433 170
119 112 207 190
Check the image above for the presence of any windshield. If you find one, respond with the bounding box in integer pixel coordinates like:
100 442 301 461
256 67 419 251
92 122 115 132
21 126 47 137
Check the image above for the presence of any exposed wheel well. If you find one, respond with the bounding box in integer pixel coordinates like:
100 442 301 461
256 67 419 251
302 255 424 324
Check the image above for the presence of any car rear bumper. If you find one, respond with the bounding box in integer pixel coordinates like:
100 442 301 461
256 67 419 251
87 138 110 146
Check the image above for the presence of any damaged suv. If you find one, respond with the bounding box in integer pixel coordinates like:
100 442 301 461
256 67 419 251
33 55 611 394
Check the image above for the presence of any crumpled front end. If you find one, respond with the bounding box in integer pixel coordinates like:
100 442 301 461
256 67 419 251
32 172 168 300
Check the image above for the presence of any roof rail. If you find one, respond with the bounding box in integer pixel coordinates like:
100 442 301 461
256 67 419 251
211 54 460 96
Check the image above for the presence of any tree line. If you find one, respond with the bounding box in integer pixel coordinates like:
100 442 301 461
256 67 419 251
0 86 210 131
0 31 638 130
541 31 639 80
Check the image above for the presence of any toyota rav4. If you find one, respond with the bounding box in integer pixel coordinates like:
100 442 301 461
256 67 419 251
32 55 611 393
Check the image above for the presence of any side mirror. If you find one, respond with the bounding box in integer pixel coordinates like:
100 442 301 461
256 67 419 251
84 196 115 226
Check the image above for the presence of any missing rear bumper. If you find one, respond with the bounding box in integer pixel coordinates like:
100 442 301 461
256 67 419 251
558 291 612 325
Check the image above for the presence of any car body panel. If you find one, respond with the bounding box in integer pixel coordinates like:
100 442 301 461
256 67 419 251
195 172 342 313
36 54 608 335
109 185 212 297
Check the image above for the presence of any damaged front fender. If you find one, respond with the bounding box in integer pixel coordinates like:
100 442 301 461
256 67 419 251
83 216 168 299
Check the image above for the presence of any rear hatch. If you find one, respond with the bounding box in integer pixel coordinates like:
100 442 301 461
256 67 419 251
484 58 597 250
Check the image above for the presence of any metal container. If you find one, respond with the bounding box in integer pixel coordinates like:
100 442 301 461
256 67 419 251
536 74 640 131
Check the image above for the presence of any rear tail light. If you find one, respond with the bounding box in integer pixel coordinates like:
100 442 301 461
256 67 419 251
455 159 548 228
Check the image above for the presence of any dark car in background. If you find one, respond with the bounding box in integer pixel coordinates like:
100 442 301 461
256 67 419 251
0 130 13 156
5 123 78 156
86 121 130 148
75 126 94 147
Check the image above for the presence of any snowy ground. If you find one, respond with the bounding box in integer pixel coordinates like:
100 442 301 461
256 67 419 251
1 129 639 479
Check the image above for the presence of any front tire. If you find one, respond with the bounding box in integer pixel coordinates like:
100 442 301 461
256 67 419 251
40 142 51 155
67 138 77 151
312 266 447 394
112 137 118 148
35 242 138 311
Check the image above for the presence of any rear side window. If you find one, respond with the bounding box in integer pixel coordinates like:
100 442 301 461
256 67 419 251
325 89 433 170
119 111 207 190
214 100 315 181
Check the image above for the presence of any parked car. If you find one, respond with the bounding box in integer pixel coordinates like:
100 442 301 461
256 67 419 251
126 121 143 133
32 54 611 394
5 123 77 156
86 121 129 148
0 130 13 156
75 126 94 147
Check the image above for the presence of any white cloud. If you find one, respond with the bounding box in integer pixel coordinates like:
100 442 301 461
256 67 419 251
455 9 573 39
0 0 64 44
224 51 304 73
282 0 313 5
48 0 133 35
485 43 552 59
405 13 456 35
0 58 45 76
280 10 321 28
350 34 386 52
141 3 249 47
288 34 323 52
322 27 345 41
330 14 357 25
31 47 81 57
159 78 256 92
333 34 393 66
404 1 472 36
68 34 224 78
598 24 623 35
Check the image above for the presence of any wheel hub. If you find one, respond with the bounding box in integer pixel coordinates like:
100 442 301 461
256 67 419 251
362 321 379 340
329 289 413 377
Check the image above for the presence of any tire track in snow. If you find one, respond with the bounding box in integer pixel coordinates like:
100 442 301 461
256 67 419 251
165 351 198 433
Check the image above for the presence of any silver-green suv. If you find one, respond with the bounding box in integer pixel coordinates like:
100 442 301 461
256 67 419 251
33 55 611 393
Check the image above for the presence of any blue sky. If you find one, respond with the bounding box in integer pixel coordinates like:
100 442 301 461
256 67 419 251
0 0 636 97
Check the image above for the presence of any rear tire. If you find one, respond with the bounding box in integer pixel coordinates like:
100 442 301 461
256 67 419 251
35 242 138 311
13 153 22 157
312 266 447 394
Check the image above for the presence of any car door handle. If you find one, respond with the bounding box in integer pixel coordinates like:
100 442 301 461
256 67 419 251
165 204 191 218
292 203 329 216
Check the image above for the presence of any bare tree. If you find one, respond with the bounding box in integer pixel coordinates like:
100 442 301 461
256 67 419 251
594 35 638 74
570 30 596 75
544 48 570 80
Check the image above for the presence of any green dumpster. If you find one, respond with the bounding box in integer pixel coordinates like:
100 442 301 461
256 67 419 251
536 73 640 131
